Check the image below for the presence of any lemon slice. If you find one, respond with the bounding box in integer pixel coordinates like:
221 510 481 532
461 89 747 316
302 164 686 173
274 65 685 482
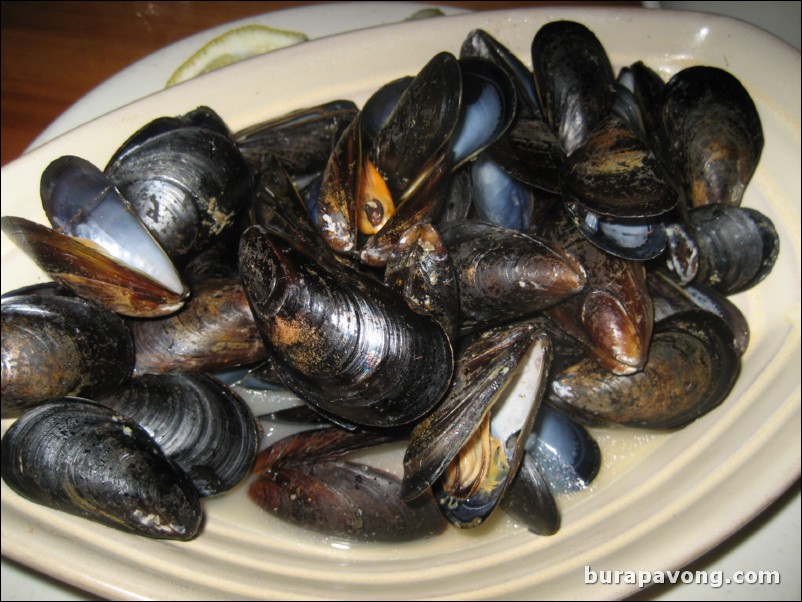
167 24 308 87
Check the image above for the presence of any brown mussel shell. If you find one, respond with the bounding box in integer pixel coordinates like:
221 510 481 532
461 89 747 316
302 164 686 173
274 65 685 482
250 428 446 542
549 310 740 429
129 276 266 375
1 292 134 418
543 207 653 375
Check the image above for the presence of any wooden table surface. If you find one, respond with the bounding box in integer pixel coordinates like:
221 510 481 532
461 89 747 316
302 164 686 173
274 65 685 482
0 1 639 167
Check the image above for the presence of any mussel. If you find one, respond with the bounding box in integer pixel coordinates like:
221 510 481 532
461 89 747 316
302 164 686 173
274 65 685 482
1 292 134 418
1 399 202 540
249 427 446 541
105 106 254 268
403 321 551 529
1 156 189 318
549 310 740 429
662 66 763 209
239 225 454 429
96 372 259 497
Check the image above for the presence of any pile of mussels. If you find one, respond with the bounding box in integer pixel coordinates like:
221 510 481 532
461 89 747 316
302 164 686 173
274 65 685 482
1 21 779 542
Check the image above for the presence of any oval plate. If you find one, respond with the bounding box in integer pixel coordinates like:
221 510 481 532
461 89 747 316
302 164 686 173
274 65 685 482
1 7 800 600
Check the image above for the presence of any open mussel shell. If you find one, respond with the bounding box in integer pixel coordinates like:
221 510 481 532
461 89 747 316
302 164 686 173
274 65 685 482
461 29 540 118
662 66 763 209
648 270 750 356
129 276 266 375
1 216 188 318
1 293 134 418
450 57 516 168
440 220 586 331
250 428 446 542
470 153 535 232
239 226 454 429
549 309 740 429
1 399 202 540
105 109 253 267
41 155 188 293
317 52 461 259
531 20 615 155
369 52 462 204
95 373 259 497
402 322 551 524
432 330 552 528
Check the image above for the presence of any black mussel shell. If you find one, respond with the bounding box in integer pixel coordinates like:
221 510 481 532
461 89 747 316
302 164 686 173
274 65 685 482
662 66 763 209
239 226 454 429
105 113 253 267
685 204 779 295
96 373 259 497
532 20 615 155
1 399 202 540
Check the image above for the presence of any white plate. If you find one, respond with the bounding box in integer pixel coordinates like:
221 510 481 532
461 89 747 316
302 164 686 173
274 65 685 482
1 7 800 600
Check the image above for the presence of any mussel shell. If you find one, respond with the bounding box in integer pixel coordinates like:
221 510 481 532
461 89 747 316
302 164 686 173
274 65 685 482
525 403 601 495
562 114 677 219
1 399 202 540
40 155 187 302
250 428 445 542
1 293 134 418
499 452 560 535
461 29 541 118
531 20 615 155
440 220 586 330
648 270 750 356
239 226 454 429
450 57 516 168
384 223 459 341
0 216 189 318
96 373 259 497
105 119 253 267
129 276 266 375
662 66 763 209
686 204 779 295
483 115 565 196
431 330 552 528
402 322 545 502
234 100 359 176
470 153 535 232
250 154 330 257
543 207 653 375
549 310 740 429
370 52 462 204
